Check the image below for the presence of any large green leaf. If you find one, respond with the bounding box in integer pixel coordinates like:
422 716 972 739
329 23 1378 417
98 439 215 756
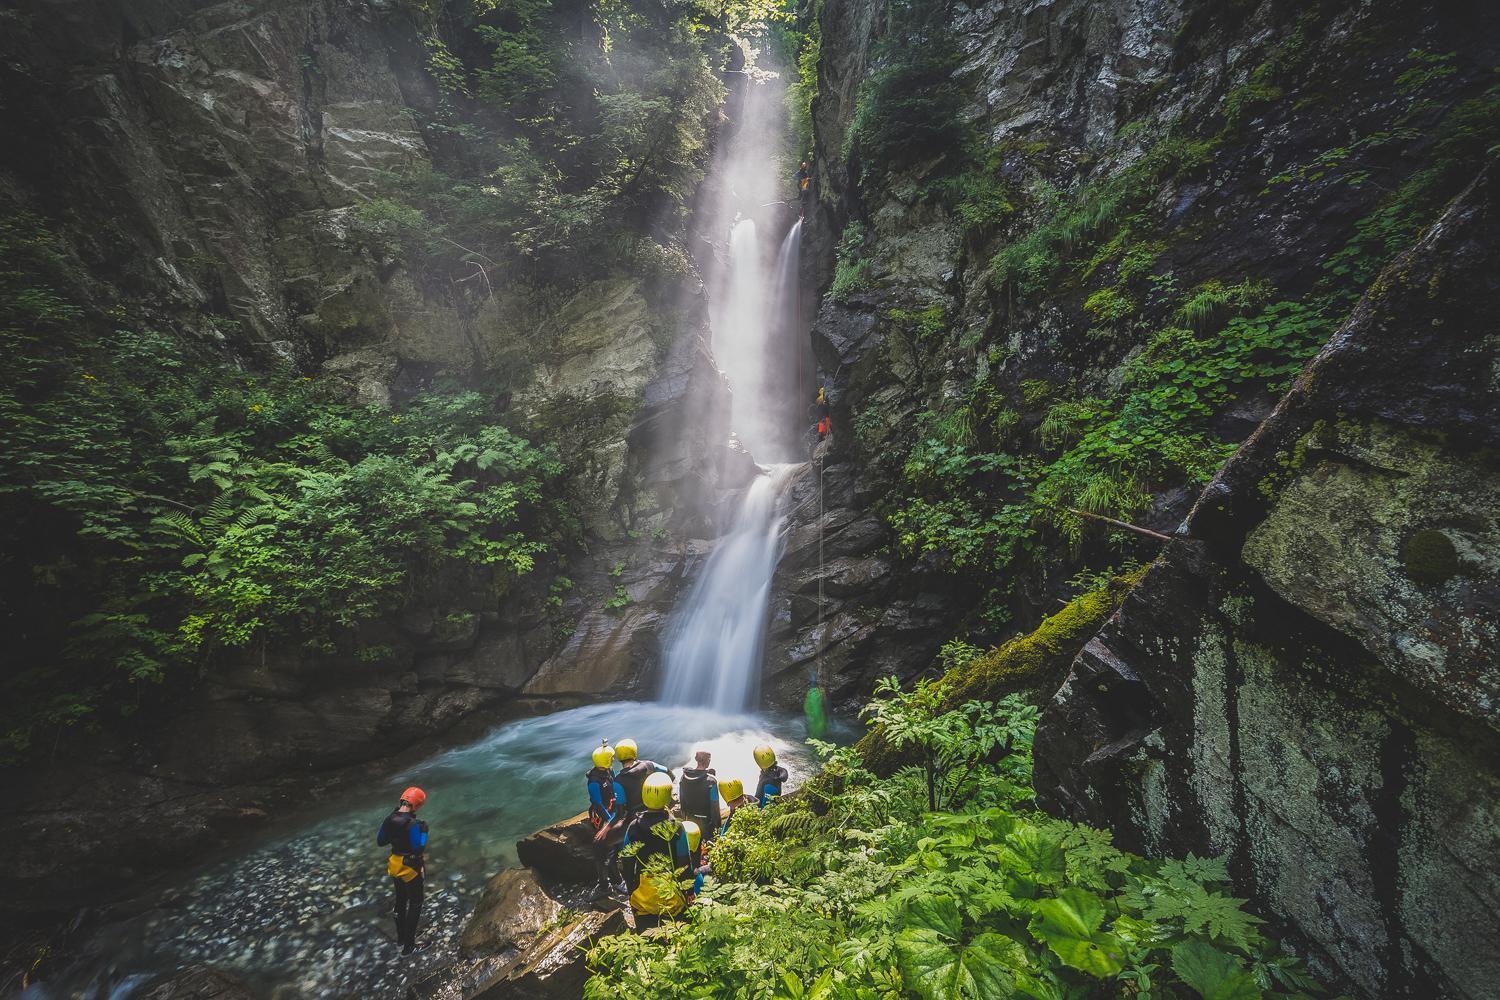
1171 939 1263 1000
1004 826 1067 885
905 894 964 939
897 928 1027 1000
1028 888 1126 977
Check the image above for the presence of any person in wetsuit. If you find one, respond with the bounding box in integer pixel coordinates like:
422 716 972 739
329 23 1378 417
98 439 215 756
676 819 709 905
753 744 789 807
621 773 686 930
376 786 429 954
717 776 747 834
586 742 626 896
677 750 720 849
614 738 673 816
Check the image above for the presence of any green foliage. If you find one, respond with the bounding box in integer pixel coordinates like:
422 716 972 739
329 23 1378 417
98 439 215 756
586 673 1328 1000
0 216 573 757
831 222 873 302
842 0 966 172
1083 286 1135 325
784 2 822 155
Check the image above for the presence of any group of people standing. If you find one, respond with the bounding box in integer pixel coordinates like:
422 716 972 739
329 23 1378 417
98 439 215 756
586 739 789 928
372 741 791 950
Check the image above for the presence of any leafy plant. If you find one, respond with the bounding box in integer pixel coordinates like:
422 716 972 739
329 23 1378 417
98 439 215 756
586 669 1330 1000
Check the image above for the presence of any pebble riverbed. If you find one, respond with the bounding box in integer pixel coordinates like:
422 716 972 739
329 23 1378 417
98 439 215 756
35 702 816 999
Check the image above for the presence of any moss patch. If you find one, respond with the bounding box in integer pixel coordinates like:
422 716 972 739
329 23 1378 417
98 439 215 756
859 568 1145 773
1401 529 1460 586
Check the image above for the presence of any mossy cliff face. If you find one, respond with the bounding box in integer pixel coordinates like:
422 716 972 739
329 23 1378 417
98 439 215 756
774 0 1500 716
1034 168 1500 998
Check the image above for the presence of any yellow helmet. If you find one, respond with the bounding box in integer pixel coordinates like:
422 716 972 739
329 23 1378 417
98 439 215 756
753 744 776 769
719 777 743 803
591 743 614 769
615 738 638 763
682 820 701 853
642 772 673 810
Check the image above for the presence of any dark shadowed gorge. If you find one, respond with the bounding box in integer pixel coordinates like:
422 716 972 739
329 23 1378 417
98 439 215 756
1 0 1496 998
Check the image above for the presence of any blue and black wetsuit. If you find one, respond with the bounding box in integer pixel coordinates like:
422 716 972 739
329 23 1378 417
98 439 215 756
586 766 624 829
678 766 720 845
587 765 626 885
377 808 428 950
674 827 705 899
756 764 788 807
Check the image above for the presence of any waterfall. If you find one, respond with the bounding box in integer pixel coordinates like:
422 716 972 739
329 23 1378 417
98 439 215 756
659 64 810 714
772 219 807 423
659 465 796 712
714 219 779 461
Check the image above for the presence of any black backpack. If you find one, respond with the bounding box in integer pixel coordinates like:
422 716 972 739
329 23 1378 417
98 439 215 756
679 767 716 816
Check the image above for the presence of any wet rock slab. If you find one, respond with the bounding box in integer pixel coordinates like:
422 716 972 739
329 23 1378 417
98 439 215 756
513 812 598 885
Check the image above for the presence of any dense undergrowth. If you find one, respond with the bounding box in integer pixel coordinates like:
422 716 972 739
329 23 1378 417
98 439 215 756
0 213 573 759
585 635 1334 1000
834 0 1500 630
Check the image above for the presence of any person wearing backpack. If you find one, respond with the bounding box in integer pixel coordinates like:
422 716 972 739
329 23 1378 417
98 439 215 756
677 749 720 848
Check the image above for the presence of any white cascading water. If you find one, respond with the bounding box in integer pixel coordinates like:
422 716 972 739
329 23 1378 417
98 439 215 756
659 464 796 712
658 62 810 714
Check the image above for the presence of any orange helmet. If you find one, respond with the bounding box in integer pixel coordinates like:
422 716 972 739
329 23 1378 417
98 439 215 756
400 786 427 810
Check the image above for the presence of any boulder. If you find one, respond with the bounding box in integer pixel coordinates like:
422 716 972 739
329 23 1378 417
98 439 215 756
459 869 562 955
514 812 598 884
471 909 628 1000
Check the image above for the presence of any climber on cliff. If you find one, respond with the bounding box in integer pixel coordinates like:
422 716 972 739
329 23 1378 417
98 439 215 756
796 160 813 218
754 745 789 807
814 385 831 442
586 742 626 898
677 750 721 849
376 786 429 955
614 738 675 816
621 773 687 930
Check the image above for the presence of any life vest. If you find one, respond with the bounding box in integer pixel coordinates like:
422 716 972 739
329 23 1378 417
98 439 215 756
586 766 618 828
379 809 425 883
623 809 686 917
617 759 659 813
678 767 716 817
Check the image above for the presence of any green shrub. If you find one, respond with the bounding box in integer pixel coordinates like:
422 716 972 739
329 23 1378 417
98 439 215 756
842 0 966 170
586 621 1328 1000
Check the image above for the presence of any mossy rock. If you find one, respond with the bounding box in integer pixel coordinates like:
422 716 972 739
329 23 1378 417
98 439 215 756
855 569 1145 775
1400 528 1460 586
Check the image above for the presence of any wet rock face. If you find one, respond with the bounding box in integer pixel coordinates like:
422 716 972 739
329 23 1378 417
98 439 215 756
1035 170 1500 998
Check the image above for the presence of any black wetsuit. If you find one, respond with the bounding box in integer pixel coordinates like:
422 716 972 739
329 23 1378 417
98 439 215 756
616 759 669 816
376 809 428 950
622 807 680 929
756 765 789 807
678 766 720 846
